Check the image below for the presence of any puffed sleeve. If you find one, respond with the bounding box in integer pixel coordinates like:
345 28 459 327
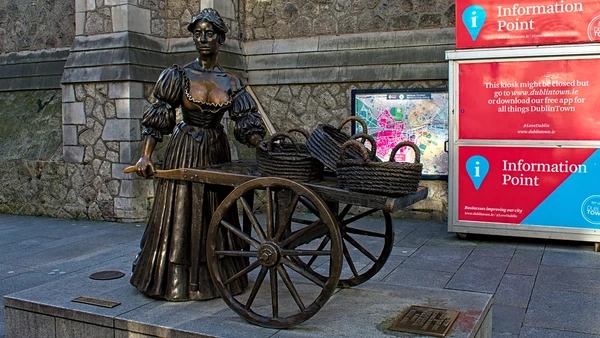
229 81 266 146
141 66 183 142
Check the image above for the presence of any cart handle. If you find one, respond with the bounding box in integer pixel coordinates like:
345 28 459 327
123 166 202 181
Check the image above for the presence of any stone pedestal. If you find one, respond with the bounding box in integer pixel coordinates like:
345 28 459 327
3 257 492 338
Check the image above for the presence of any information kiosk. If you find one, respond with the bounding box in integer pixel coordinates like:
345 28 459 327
447 0 600 248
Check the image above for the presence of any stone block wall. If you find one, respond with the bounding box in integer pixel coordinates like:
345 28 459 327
244 0 456 40
76 0 242 40
62 82 155 221
0 0 75 53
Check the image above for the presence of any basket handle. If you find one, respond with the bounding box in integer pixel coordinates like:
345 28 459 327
389 141 421 164
340 140 370 162
286 128 310 141
349 133 377 161
338 116 368 135
265 132 300 154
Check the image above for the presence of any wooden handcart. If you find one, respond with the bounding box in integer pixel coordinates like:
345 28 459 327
137 161 428 329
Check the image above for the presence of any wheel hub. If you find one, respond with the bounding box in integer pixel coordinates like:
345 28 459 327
257 242 280 267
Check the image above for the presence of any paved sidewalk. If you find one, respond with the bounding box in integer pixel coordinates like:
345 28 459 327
1 213 600 337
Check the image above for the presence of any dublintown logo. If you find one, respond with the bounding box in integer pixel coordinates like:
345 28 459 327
581 195 600 225
587 15 600 41
462 5 487 40
466 155 489 190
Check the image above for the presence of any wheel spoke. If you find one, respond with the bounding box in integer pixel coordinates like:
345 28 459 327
298 196 320 217
220 220 260 249
266 187 274 239
240 196 266 242
344 234 377 262
270 268 278 318
281 249 331 256
342 208 378 224
274 193 300 242
342 242 359 278
339 204 353 220
344 227 386 238
277 265 306 311
306 235 330 268
214 250 257 257
290 218 314 225
224 260 261 286
245 266 268 310
279 220 322 248
282 257 325 287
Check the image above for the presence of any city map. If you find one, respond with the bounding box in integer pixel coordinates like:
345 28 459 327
353 90 449 177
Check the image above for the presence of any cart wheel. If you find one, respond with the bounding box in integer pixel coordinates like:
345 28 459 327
207 177 343 329
291 205 394 287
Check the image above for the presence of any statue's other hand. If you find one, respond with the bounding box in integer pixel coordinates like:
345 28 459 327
257 140 268 152
134 156 155 177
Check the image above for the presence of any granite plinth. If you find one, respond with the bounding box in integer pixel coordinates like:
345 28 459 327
3 255 491 338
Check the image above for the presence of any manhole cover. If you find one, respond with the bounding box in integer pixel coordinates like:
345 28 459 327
89 270 125 280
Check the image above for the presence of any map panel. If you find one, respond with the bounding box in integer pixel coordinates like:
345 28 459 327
352 90 449 177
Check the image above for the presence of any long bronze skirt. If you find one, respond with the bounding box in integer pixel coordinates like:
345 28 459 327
130 123 248 301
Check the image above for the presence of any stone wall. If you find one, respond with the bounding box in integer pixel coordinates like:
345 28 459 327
0 90 63 161
244 0 456 40
0 0 74 53
78 0 241 40
0 86 153 221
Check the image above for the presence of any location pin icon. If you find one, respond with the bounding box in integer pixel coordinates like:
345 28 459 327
466 155 489 190
462 5 486 41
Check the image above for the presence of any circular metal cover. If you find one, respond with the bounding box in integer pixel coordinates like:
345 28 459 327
89 270 125 280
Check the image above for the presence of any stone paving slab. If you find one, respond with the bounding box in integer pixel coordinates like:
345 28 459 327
535 265 600 296
493 274 535 308
505 250 543 276
524 288 600 335
520 327 600 338
400 245 473 273
381 266 454 289
491 305 525 336
541 249 600 269
446 265 506 294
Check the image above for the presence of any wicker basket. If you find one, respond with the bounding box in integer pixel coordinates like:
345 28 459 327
306 116 369 174
256 131 324 182
337 140 423 196
348 133 378 162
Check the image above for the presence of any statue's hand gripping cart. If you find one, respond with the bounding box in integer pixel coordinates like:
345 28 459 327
447 0 600 249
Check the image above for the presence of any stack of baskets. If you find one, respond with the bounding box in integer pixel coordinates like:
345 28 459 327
337 140 423 196
306 117 373 174
256 129 324 182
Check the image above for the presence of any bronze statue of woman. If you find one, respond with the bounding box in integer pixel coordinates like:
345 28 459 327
130 8 266 301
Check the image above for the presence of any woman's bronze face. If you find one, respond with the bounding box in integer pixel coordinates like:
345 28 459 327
192 21 221 56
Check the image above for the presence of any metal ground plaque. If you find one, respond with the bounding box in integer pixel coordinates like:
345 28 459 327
389 305 459 337
72 296 121 308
